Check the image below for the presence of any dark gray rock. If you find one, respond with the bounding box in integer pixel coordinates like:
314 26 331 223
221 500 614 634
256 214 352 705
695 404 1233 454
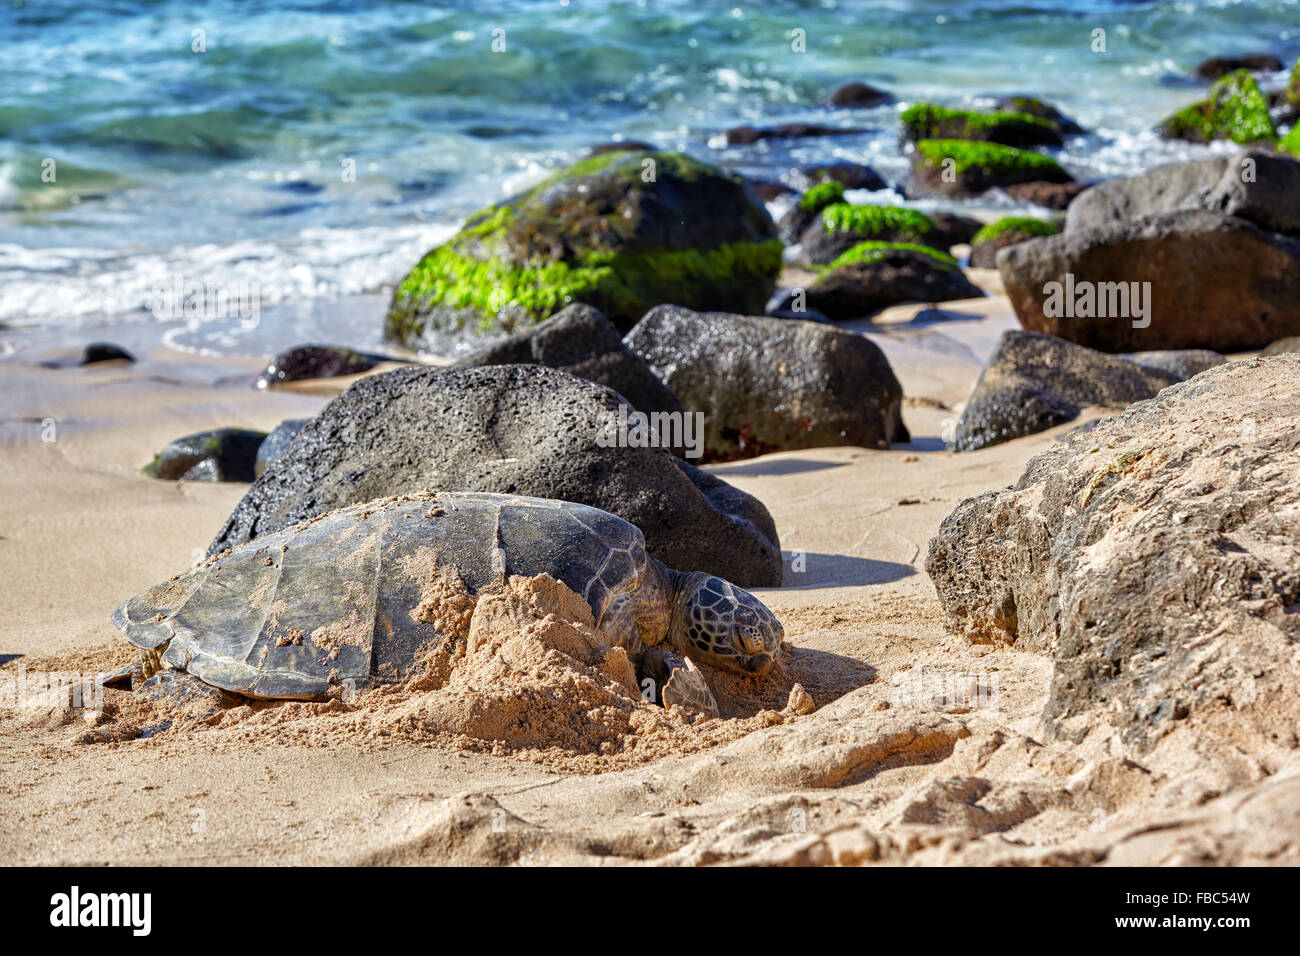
145 428 267 482
1002 209 1300 352
993 96 1085 135
828 82 893 108
954 331 1178 451
255 344 379 389
765 289 831 324
208 365 782 587
1065 152 1300 237
587 140 655 156
454 304 682 415
721 123 867 146
254 419 308 479
748 179 797 202
927 356 1300 750
1195 54 1284 80
624 305 908 460
926 212 984 249
801 162 887 191
1119 349 1226 380
1002 180 1090 210
804 248 985 320
81 343 134 365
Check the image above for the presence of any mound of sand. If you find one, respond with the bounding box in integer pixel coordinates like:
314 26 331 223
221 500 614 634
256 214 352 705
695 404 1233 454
10 573 840 774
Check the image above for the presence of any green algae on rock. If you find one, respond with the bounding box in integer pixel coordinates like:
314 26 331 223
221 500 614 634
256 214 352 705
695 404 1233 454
1279 124 1300 157
795 204 940 266
827 240 957 270
799 179 847 212
908 139 1072 198
1157 69 1276 145
821 204 936 240
805 241 983 320
901 103 1062 148
971 216 1060 245
969 217 1061 268
385 150 782 345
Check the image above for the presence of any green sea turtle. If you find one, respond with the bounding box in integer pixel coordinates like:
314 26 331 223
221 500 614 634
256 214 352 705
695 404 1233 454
108 491 784 717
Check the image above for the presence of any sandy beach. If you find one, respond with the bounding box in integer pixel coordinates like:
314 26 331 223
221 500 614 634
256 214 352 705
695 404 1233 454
5 285 1294 867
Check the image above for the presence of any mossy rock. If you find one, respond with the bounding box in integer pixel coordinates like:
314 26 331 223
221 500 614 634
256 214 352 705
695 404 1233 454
971 216 1061 246
908 139 1072 198
1289 59 1300 106
143 428 268 482
1157 70 1276 145
799 179 847 213
969 217 1061 268
901 103 1062 148
798 204 941 265
805 242 983 320
778 179 846 244
1280 124 1300 157
827 240 958 271
385 151 781 345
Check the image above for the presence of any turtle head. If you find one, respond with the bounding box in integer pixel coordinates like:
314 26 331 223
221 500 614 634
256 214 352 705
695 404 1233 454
674 574 783 676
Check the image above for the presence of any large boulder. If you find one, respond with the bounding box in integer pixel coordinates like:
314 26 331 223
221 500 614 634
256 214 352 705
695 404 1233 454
624 305 908 460
999 209 1300 351
907 139 1072 199
804 243 984 320
953 331 1178 451
1065 152 1300 238
253 419 308 478
208 365 782 587
926 356 1300 750
454 304 683 415
384 151 781 347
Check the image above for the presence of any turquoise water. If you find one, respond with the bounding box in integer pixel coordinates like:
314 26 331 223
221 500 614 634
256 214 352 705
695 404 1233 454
1 0 1297 352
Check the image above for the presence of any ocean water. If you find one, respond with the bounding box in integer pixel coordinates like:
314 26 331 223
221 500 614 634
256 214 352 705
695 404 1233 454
1 0 1297 357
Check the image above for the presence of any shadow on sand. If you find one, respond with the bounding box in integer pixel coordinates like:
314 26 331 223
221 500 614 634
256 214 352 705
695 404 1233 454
779 552 915 590
708 457 850 478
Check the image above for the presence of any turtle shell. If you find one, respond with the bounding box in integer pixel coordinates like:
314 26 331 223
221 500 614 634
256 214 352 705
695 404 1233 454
111 492 653 699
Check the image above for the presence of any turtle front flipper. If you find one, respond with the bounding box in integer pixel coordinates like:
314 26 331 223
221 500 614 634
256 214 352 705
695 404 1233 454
648 649 720 718
131 648 165 689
